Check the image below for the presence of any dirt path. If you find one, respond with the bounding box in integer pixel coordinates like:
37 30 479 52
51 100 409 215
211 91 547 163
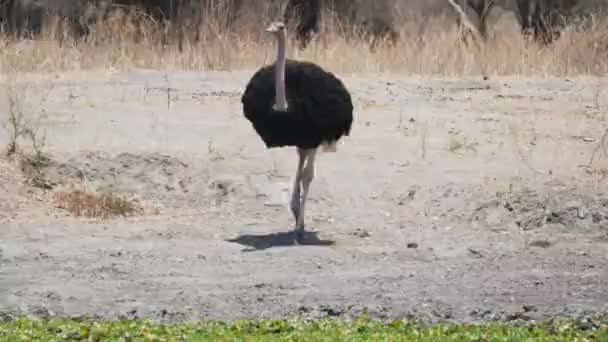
0 70 607 323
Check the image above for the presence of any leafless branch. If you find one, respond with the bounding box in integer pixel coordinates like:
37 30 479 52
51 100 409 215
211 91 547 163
447 0 483 42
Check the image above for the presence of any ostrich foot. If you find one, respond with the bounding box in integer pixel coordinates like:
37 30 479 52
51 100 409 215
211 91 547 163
292 223 305 245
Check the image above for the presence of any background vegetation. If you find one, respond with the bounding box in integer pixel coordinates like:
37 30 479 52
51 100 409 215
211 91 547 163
0 0 606 76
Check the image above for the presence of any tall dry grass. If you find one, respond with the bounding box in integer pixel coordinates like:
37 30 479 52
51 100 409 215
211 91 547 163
0 4 606 77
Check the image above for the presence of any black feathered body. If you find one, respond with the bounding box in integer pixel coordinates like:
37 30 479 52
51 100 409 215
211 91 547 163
241 59 353 149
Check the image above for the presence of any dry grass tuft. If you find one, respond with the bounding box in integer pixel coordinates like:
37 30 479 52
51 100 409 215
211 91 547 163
18 153 53 189
0 6 606 76
53 189 142 219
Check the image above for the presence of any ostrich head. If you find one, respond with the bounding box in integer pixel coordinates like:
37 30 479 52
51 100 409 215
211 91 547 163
266 21 286 35
266 21 288 111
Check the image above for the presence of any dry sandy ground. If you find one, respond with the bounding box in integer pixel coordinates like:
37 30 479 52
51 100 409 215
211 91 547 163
0 69 607 324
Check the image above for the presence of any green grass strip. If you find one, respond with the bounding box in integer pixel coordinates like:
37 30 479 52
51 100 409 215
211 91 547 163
0 315 606 341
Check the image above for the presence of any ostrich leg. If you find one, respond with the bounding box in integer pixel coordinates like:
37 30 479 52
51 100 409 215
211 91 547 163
294 148 317 242
290 148 307 223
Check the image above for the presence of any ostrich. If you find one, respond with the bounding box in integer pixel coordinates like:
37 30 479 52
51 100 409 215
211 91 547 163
241 21 354 243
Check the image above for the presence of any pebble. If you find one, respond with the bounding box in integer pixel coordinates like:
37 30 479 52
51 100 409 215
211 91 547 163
582 137 596 143
577 207 588 219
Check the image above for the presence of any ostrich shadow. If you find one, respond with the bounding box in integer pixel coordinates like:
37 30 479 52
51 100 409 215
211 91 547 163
226 229 335 251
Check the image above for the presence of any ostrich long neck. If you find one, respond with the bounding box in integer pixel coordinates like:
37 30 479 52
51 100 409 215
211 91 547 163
274 31 288 111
